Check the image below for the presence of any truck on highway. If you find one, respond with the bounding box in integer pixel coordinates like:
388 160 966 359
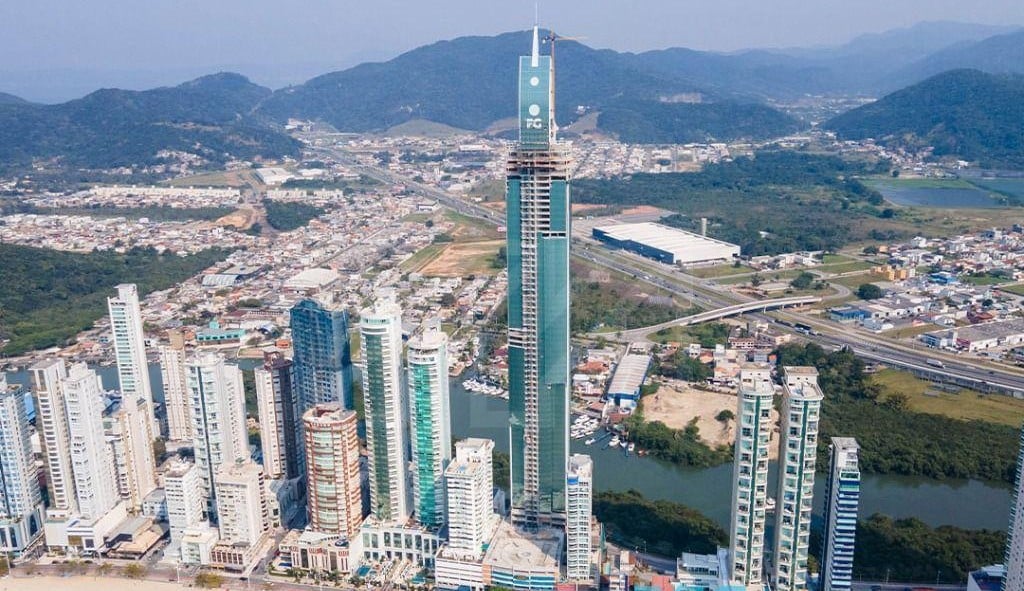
926 358 945 368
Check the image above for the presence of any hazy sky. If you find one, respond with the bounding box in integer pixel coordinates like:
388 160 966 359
2 0 1023 101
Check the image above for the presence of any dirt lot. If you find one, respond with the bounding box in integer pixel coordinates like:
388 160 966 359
420 240 503 277
213 205 257 230
641 378 779 458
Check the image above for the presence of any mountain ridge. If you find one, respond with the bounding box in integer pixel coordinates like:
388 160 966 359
825 69 1024 168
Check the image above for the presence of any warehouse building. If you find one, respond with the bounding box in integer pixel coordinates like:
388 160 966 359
592 222 740 265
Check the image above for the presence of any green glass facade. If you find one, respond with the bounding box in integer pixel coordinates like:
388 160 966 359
507 33 571 526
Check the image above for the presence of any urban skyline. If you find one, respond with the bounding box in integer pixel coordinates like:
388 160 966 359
0 14 1021 591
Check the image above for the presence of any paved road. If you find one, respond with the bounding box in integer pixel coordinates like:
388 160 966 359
317 143 1024 395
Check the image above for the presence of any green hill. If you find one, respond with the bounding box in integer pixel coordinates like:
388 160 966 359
0 244 232 354
256 30 799 142
597 98 802 143
825 70 1024 168
0 73 299 172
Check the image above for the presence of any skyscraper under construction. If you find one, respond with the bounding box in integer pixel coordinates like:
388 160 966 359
507 26 571 528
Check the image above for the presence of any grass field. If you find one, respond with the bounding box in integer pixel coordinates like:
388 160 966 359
996 283 1024 296
445 210 503 241
817 260 875 274
399 244 446 272
421 240 503 277
870 368 1024 427
164 169 261 188
687 263 752 278
961 274 1013 286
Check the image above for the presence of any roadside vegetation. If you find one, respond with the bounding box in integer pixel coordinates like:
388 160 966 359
777 343 1019 483
570 260 697 333
0 201 235 221
0 244 231 355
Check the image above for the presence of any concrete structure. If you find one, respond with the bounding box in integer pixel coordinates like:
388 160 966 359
303 404 364 538
956 319 1024 352
164 460 206 555
483 521 563 590
444 438 497 560
187 352 248 520
159 330 192 441
255 351 302 481
358 517 443 569
211 460 269 570
103 406 157 513
290 297 355 412
107 283 157 510
360 292 410 522
407 321 452 528
1005 425 1024 591
729 364 775 588
507 25 571 529
30 358 75 515
773 367 824 591
820 438 860 591
62 363 119 520
677 549 730 589
0 376 44 556
592 222 740 266
181 523 220 566
566 454 594 581
606 344 651 409
278 529 363 576
284 268 340 293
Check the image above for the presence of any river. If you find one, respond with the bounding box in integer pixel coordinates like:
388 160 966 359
6 362 1011 531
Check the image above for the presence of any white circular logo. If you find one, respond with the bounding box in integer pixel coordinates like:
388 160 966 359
528 104 541 116
530 76 540 87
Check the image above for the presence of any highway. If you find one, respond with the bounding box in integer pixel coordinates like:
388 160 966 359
606 296 822 341
316 142 1024 396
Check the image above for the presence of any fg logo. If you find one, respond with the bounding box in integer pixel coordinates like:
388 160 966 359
525 118 544 129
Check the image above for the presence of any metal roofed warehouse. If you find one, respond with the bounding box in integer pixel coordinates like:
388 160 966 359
593 222 740 265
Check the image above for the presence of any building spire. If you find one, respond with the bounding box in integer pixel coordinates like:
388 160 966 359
531 25 540 68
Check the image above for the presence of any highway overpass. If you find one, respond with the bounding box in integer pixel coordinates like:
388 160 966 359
601 296 822 341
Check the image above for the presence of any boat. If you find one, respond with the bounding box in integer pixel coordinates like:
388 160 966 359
608 436 620 448
628 443 635 452
584 438 596 446
620 439 628 448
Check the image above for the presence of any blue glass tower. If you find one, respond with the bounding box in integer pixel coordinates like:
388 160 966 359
820 437 861 591
507 26 571 527
290 298 355 412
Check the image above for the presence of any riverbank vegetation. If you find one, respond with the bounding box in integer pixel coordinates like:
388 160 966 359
262 199 325 231
593 490 727 556
624 405 732 468
844 514 1004 583
776 343 1019 483
0 244 231 355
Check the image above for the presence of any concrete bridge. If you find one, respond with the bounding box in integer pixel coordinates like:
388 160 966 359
596 296 822 341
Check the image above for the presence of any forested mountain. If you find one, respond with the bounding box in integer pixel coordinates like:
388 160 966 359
884 30 1024 91
0 73 299 171
1 23 1023 170
825 70 1024 168
0 92 27 105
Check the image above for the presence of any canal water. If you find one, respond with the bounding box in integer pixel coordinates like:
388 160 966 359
6 363 1011 531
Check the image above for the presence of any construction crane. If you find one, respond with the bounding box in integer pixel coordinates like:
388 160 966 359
542 31 586 66
542 32 586 123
